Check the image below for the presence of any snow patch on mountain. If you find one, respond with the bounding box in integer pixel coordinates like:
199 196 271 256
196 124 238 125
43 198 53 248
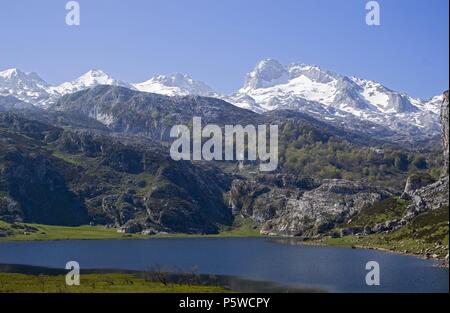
51 69 134 95
226 59 443 139
0 68 51 105
0 68 134 106
133 73 219 97
0 63 444 143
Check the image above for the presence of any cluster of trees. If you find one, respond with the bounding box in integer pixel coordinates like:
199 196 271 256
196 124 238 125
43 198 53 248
278 121 442 189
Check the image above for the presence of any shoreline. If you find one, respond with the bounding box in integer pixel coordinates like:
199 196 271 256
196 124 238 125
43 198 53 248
0 263 324 293
265 236 449 266
1 221 448 266
1 231 448 267
307 240 449 267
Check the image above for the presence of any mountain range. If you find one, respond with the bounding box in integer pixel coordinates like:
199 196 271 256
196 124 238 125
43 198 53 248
0 59 444 144
0 69 448 249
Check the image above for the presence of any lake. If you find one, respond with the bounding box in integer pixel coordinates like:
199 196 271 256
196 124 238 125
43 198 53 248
0 237 447 292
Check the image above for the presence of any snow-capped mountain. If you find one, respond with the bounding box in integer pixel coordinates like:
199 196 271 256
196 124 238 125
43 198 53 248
51 69 134 96
0 68 217 106
0 68 134 106
0 68 51 105
133 73 218 97
0 62 444 143
0 95 35 111
226 59 443 140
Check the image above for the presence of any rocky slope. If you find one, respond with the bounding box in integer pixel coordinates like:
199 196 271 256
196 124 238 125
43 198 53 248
228 91 449 238
228 175 391 237
328 92 449 259
0 113 233 233
0 95 35 111
402 91 449 214
49 85 261 141
0 84 447 241
441 91 449 176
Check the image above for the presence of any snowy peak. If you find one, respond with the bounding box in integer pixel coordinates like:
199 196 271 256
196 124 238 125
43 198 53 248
243 59 289 90
78 69 114 83
0 68 50 104
133 73 218 97
288 63 338 84
418 94 444 114
52 69 134 95
349 77 419 114
0 68 21 79
235 58 431 115
0 68 134 105
0 68 49 88
0 63 444 143
242 59 337 91
228 59 443 140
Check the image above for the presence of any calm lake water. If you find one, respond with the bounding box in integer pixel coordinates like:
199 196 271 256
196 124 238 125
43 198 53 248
0 237 447 292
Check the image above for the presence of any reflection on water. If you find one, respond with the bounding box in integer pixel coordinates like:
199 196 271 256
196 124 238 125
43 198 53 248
0 264 323 293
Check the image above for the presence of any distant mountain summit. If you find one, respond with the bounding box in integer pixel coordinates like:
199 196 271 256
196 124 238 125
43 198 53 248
133 73 219 97
226 59 442 141
242 59 290 90
0 68 218 105
0 68 133 106
0 68 51 105
230 58 438 114
51 69 134 95
0 61 444 143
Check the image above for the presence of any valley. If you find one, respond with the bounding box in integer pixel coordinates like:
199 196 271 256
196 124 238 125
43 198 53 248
0 67 448 268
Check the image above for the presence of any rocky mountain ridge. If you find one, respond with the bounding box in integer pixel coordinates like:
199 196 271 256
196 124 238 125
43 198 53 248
0 112 233 233
0 81 448 239
0 61 444 145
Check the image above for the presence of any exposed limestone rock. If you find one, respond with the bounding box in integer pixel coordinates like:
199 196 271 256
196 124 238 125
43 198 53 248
406 176 449 214
403 91 449 215
229 177 392 237
401 173 435 199
367 91 450 235
0 112 233 233
441 91 449 176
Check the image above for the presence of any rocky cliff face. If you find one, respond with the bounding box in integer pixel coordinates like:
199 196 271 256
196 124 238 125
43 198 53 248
1 87 447 238
229 92 450 238
391 91 450 230
229 175 391 237
441 91 449 176
50 85 261 141
0 113 233 233
408 91 449 208
0 114 88 225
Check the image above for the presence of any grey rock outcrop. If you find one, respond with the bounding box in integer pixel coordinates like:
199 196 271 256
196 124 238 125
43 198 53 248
441 91 449 176
395 91 450 225
229 177 391 237
0 112 233 233
410 91 448 208
401 173 435 199
50 85 262 141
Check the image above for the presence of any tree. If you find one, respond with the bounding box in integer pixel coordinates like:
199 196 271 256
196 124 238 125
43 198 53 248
394 153 409 171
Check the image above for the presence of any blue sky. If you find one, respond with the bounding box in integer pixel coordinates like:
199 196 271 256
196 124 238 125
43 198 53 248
0 0 448 98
